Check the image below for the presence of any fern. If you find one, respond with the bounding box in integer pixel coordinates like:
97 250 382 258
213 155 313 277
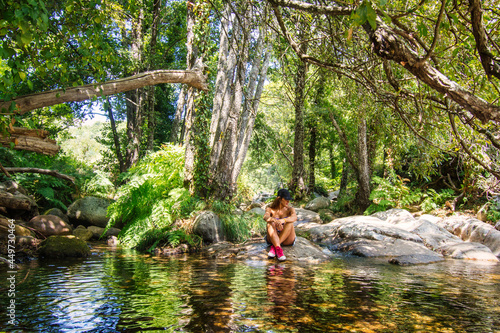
106 144 200 249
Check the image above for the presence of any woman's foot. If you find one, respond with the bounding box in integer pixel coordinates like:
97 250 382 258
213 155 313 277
275 246 286 261
268 245 276 258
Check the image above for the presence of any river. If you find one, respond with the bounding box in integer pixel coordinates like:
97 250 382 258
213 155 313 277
1 243 499 332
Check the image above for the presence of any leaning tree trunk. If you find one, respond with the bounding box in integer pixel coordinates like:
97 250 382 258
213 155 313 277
105 98 126 173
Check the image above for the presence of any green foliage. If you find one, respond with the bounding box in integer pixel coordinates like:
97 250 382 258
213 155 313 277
365 171 456 215
487 208 500 224
106 144 205 249
0 147 94 211
420 189 454 212
210 200 266 243
330 190 355 213
80 170 115 198
135 227 202 253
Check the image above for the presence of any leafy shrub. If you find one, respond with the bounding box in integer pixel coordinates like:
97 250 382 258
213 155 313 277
420 188 454 212
211 200 266 242
135 227 202 253
365 171 456 215
80 170 115 198
0 147 93 211
106 144 201 249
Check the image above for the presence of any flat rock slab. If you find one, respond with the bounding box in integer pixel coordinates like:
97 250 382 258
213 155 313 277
332 238 441 259
438 242 499 261
389 254 445 266
203 236 331 263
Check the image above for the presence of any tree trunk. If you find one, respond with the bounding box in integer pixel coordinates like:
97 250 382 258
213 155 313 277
146 0 161 151
4 167 75 183
208 2 271 200
356 117 371 211
329 145 336 180
170 84 187 143
125 88 143 168
105 98 126 173
339 158 349 198
183 0 204 189
308 124 317 191
289 33 308 198
0 71 207 116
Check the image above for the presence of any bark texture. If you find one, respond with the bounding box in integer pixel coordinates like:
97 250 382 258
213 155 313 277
0 127 59 156
208 2 271 200
0 70 208 115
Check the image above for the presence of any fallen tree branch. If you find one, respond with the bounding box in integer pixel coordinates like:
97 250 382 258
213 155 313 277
0 69 208 115
4 168 75 184
0 127 59 156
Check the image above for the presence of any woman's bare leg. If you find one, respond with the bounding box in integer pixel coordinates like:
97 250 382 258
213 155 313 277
267 223 281 247
280 223 296 246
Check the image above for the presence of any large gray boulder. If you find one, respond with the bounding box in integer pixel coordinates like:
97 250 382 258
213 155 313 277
193 211 225 244
27 215 73 237
372 208 415 224
328 190 340 201
305 196 331 212
67 196 111 228
437 215 500 256
295 208 322 224
296 214 445 265
203 236 331 263
438 242 499 261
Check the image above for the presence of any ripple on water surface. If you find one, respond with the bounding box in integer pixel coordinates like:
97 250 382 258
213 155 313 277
1 248 499 332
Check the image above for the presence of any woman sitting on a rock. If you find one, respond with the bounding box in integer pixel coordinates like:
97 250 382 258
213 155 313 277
263 189 297 261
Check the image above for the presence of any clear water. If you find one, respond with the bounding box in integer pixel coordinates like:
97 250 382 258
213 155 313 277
1 244 500 332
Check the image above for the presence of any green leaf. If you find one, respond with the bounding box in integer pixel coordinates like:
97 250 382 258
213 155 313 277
366 3 377 29
18 71 26 80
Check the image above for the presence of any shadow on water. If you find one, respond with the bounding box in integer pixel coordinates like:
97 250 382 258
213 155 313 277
1 244 499 332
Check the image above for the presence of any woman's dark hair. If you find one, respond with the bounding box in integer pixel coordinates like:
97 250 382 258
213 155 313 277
268 197 282 210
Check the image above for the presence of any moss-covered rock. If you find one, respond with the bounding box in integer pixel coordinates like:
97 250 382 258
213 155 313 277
73 226 94 241
38 235 90 258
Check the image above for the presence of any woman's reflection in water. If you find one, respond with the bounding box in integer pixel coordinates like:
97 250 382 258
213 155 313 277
266 263 297 322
